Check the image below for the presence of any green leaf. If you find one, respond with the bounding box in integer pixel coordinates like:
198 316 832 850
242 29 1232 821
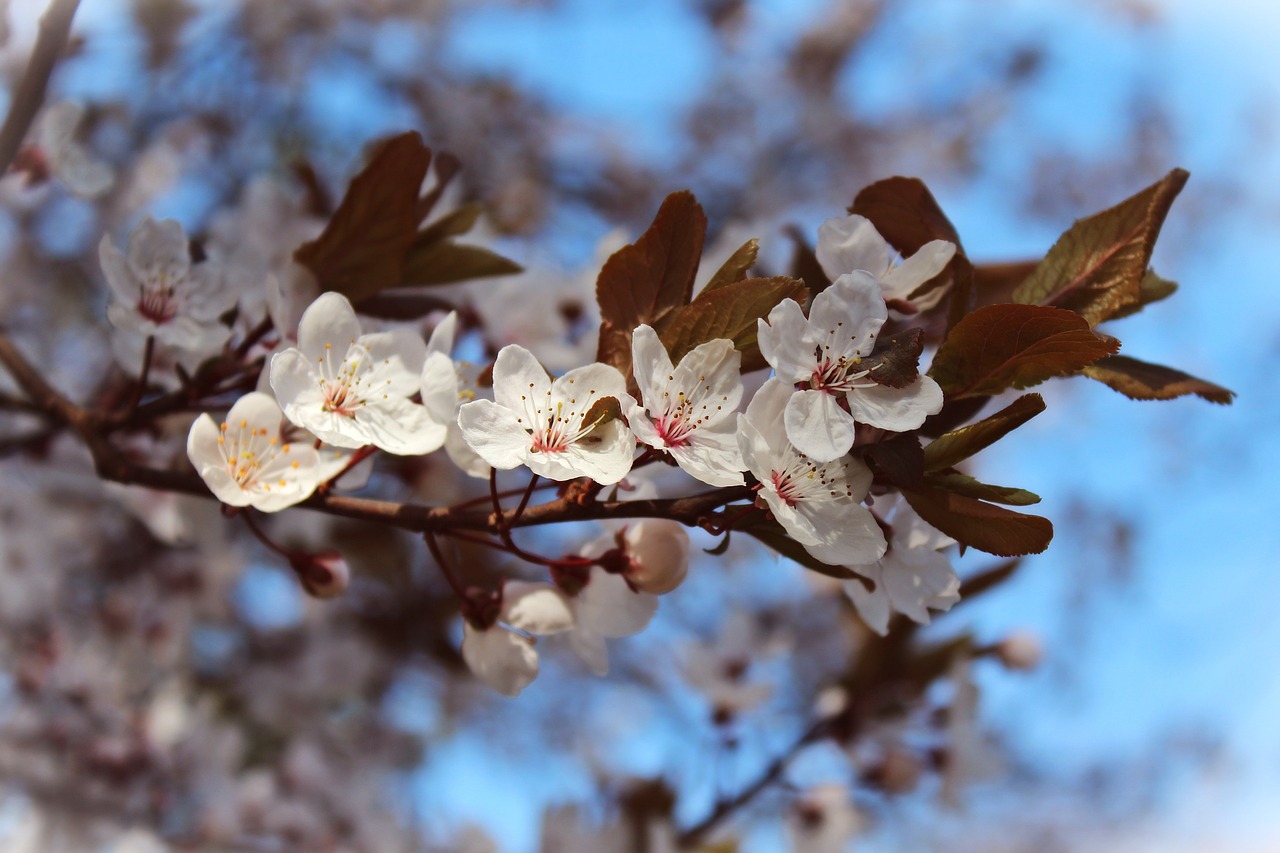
923 393 1046 472
654 275 807 372
741 519 860 581
702 238 759 293
1012 169 1189 326
595 191 707 375
1108 269 1179 320
930 304 1120 399
924 471 1040 506
294 132 431 303
397 241 522 288
1084 354 1235 404
900 485 1053 557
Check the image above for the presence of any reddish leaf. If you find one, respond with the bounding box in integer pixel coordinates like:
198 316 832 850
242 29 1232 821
924 471 1040 506
929 304 1120 399
581 395 622 428
398 241 522 288
864 433 924 489
1108 269 1179 320
654 275 806 372
596 191 707 374
785 224 831 297
861 328 924 389
972 260 1036 308
901 485 1053 557
355 292 455 320
702 238 759 293
1012 169 1189 325
923 393 1045 472
1084 355 1235 404
294 132 431 303
958 559 1022 599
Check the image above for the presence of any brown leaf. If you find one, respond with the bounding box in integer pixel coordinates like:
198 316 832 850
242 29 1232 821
923 393 1045 472
958 559 1022 599
863 433 924 489
654 275 806 372
785 224 831 298
924 471 1040 506
354 292 456 320
972 260 1036 308
930 304 1120 399
702 238 759 293
1084 355 1235 404
581 395 622 428
1012 169 1189 325
398 241 522 288
415 202 483 246
595 191 707 374
294 132 431 303
861 328 924 389
901 485 1053 557
1108 269 1179 320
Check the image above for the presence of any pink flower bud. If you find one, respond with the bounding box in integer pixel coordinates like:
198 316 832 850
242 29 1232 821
621 520 690 595
997 630 1042 671
289 550 349 599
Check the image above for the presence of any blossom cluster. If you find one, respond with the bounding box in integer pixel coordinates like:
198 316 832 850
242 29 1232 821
95 207 966 695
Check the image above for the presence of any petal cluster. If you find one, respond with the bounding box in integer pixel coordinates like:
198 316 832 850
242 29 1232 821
270 293 451 455
460 583 575 697
815 213 956 309
186 392 321 512
457 344 635 484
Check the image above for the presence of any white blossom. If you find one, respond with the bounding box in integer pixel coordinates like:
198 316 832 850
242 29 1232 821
627 324 746 487
186 392 322 512
37 101 114 199
461 582 575 696
457 344 636 484
270 292 448 455
738 378 885 567
787 784 862 853
816 213 956 309
559 565 658 677
843 497 959 635
100 216 237 360
758 271 943 462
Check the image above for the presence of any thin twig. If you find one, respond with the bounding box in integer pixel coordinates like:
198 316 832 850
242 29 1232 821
121 335 155 416
0 0 82 175
424 530 467 598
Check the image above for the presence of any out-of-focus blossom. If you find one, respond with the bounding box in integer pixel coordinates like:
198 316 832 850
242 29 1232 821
36 101 114 199
787 784 862 853
555 563 658 677
461 583 576 696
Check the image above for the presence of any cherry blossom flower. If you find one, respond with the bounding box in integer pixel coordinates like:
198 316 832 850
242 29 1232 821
186 392 322 512
627 324 746 487
843 497 959 635
100 216 237 360
554 564 658 677
815 213 956 310
679 610 779 720
460 583 575 696
269 292 448 455
36 101 114 199
787 784 862 853
757 271 943 462
738 378 886 567
457 344 636 484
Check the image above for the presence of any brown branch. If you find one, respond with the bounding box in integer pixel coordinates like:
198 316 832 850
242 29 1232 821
0 334 93 431
0 0 82 175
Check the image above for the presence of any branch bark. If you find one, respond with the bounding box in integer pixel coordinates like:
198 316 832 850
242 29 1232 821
0 0 83 175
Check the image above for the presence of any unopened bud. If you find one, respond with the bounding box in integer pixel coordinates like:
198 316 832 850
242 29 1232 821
997 630 1042 671
622 520 690 595
289 550 349 599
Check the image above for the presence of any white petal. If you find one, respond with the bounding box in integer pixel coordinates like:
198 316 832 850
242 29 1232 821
559 420 635 485
630 324 674 407
846 375 943 433
186 412 224 473
127 216 190 282
296 292 362 365
420 351 460 425
815 214 892 281
353 396 446 455
445 423 492 480
798 500 885 567
226 389 285 427
99 235 139 306
503 582 575 635
426 311 458 357
182 262 239 320
812 272 886 360
554 361 630 422
457 399 533 471
882 549 960 625
361 329 428 397
671 336 743 414
578 567 658 637
568 626 611 677
845 570 892 636
881 239 956 302
757 300 816 384
784 388 855 463
461 623 539 697
491 344 550 422
270 349 321 424
671 426 746 487
627 402 664 450
741 377 792 451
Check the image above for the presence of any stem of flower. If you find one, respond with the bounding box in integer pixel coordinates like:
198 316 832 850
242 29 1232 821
424 529 468 599
234 316 274 361
511 473 539 525
121 335 155 417
318 444 377 494
239 510 299 561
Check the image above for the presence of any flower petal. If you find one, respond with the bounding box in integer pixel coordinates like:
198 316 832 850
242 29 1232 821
672 425 746 487
784 388 856 463
426 311 458 357
491 344 551 423
811 272 886 360
881 239 956 302
99 235 139 306
815 214 891 281
362 329 428 397
844 570 892 636
296 292 362 365
420 351 460 426
504 582 575 634
630 324 674 408
846 375 943 433
757 299 816 384
558 419 635 485
578 567 658 637
457 399 533 471
461 623 539 697
352 396 446 455
568 626 611 677
127 216 190 283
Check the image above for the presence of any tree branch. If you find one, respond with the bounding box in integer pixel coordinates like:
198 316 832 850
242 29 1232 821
0 0 82 175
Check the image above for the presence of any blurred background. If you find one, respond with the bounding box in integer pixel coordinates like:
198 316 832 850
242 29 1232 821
0 0 1276 850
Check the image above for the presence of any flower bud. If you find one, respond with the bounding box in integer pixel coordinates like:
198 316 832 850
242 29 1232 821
997 630 1042 671
621 520 690 595
288 550 350 599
